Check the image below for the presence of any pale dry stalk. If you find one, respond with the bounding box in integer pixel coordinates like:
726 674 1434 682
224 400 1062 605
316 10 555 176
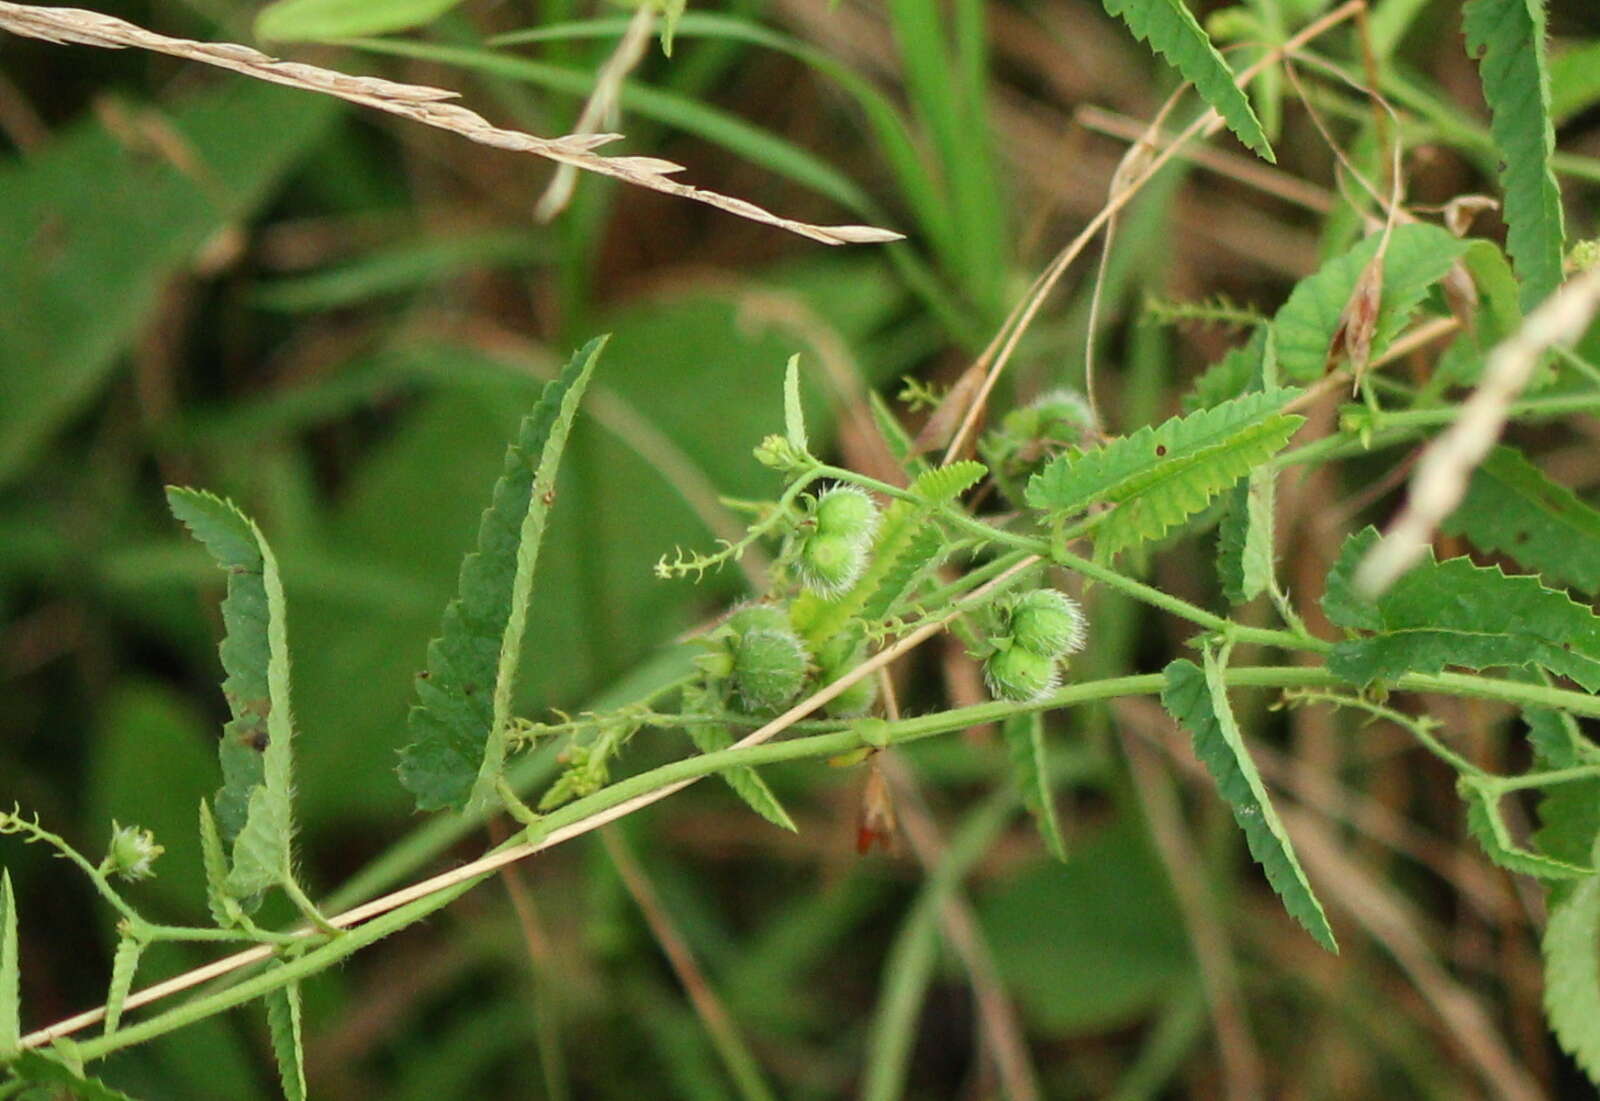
0 1 901 246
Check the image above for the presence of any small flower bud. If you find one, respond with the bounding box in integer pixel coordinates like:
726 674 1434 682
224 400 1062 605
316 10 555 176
754 434 810 473
105 822 163 882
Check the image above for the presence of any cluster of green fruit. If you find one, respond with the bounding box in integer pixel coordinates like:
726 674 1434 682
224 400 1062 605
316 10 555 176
980 589 1087 702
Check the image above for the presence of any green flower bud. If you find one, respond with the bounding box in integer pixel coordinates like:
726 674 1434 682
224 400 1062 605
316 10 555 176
732 628 811 712
796 532 866 595
1007 589 1086 659
984 644 1060 702
105 822 163 882
813 486 879 542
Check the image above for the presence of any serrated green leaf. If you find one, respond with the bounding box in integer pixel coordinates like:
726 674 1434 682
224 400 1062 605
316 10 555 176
265 969 306 1101
1442 445 1600 595
783 354 809 454
255 0 465 41
908 460 986 503
1002 714 1067 862
1462 779 1593 880
167 489 298 899
1099 0 1273 161
1543 835 1600 1083
1322 528 1600 690
1217 475 1274 604
1161 655 1337 951
1463 0 1565 308
860 524 946 622
102 936 143 1037
680 686 796 832
1 870 17 1057
1272 222 1469 381
197 801 242 929
1182 328 1265 412
7 1050 142 1100
398 336 607 812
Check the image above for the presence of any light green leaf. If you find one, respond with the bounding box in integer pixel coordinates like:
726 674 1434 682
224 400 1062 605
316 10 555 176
397 336 607 812
908 460 987 504
265 970 307 1101
198 801 243 929
859 524 946 622
1461 779 1593 880
1543 835 1600 1083
1215 329 1278 604
1028 390 1302 560
103 936 144 1037
256 0 465 41
1099 0 1273 161
166 489 298 900
1463 0 1565 308
1002 714 1067 862
1442 445 1600 595
0 84 333 489
7 1050 143 1100
680 685 796 832
1161 655 1337 951
1322 528 1600 691
1182 327 1265 412
1 870 17 1057
783 355 809 454
1272 222 1469 381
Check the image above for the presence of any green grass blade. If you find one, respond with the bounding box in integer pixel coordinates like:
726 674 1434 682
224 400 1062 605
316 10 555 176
1002 714 1068 862
1100 0 1274 161
1323 528 1600 691
1441 445 1600 595
265 971 307 1101
1272 222 1469 382
1463 0 1566 307
166 489 298 898
398 337 607 812
0 870 17 1057
256 0 464 41
1161 654 1337 951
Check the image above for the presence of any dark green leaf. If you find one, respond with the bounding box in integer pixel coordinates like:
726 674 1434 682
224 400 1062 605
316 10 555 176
265 969 306 1101
1002 714 1067 862
7 1050 142 1100
1461 779 1593 880
680 685 796 832
1161 656 1337 951
397 337 606 812
1442 445 1600 594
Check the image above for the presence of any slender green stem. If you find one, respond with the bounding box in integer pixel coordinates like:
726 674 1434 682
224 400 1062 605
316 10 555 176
141 924 305 946
1486 764 1600 794
281 878 341 937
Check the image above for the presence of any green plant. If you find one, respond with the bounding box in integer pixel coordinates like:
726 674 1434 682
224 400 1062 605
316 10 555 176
5 0 1600 1097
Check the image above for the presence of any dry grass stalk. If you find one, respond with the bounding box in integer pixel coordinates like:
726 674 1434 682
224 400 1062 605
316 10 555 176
1357 264 1600 595
0 1 902 246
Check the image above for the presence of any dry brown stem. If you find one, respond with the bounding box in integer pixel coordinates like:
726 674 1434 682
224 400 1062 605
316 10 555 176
0 1 902 246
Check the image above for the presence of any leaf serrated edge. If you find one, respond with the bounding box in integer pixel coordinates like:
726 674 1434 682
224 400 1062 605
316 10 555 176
1002 714 1067 862
1 869 17 1057
266 969 307 1101
102 937 144 1037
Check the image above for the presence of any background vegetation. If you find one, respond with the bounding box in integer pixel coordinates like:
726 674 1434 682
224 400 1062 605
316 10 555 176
3 0 1600 1097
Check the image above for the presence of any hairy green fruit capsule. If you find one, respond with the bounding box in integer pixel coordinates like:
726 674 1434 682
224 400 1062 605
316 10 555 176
1007 589 1087 659
727 603 792 636
796 532 866 595
813 486 879 542
984 644 1061 702
732 628 811 712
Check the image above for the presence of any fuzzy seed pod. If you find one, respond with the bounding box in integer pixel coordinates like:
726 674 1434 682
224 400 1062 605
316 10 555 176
815 633 877 717
984 644 1061 702
813 486 879 542
105 822 164 882
727 603 792 636
1007 589 1087 659
732 627 811 712
795 532 866 595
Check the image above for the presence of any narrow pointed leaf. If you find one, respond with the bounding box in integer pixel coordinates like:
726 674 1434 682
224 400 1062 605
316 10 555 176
198 801 243 928
1002 714 1067 862
1442 445 1600 595
1322 528 1600 691
1463 0 1565 307
1161 655 1337 951
265 969 307 1101
908 460 986 504
398 336 608 811
1272 222 1468 381
167 489 298 899
1099 0 1273 161
681 688 796 832
1 870 18 1057
103 937 144 1036
1461 779 1593 880
783 354 809 453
